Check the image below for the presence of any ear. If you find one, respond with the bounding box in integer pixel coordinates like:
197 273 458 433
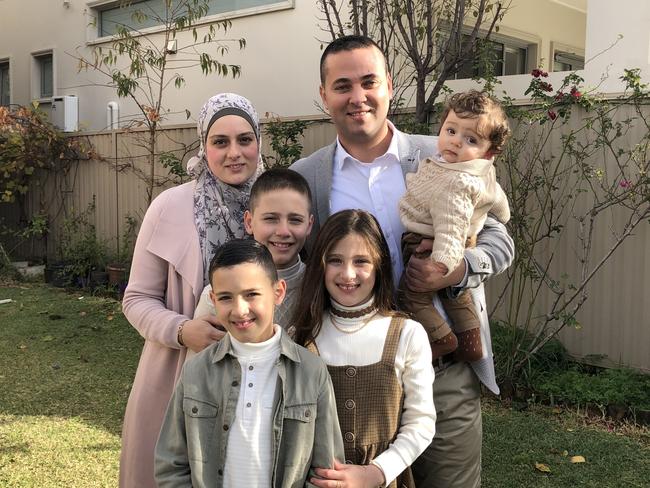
243 210 254 235
319 84 328 112
274 279 287 306
386 72 394 100
306 214 315 236
209 288 218 308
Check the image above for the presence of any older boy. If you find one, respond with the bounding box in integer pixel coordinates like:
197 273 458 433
155 239 343 488
191 168 313 336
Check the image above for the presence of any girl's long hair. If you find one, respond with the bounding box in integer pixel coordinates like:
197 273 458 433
292 209 405 347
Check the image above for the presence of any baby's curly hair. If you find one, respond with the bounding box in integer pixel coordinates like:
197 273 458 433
440 90 511 154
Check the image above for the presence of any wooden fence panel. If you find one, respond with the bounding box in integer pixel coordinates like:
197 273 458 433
5 112 648 371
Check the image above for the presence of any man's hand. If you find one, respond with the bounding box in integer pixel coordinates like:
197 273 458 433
181 315 226 352
405 239 465 293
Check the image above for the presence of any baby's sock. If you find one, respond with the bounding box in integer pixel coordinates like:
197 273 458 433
453 328 482 362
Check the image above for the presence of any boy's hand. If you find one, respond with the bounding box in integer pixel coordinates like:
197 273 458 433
181 315 226 352
311 459 385 488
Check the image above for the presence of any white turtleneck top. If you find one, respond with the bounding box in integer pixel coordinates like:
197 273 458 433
223 325 282 488
315 298 436 485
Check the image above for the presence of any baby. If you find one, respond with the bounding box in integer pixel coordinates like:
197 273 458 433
398 90 511 362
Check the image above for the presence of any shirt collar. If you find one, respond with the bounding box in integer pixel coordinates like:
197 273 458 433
211 326 302 364
334 120 400 170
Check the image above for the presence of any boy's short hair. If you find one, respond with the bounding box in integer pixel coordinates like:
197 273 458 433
441 90 511 154
320 35 388 83
249 168 313 213
209 238 278 286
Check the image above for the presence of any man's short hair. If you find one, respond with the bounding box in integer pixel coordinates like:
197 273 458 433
249 168 312 213
320 35 388 84
440 90 511 154
209 238 278 286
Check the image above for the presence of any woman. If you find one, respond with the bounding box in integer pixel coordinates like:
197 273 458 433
119 93 262 488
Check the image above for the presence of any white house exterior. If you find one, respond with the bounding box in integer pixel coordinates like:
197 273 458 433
0 0 647 130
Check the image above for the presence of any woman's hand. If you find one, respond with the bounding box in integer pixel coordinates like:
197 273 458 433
181 315 226 352
311 459 385 488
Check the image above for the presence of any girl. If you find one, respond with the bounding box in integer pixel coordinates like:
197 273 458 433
293 209 435 488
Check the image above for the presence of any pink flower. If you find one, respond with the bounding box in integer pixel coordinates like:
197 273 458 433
619 179 631 188
547 110 557 120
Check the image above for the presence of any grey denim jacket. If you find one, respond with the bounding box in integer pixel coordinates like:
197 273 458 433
155 329 345 488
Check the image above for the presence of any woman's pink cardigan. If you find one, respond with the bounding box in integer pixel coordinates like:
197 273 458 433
119 181 203 488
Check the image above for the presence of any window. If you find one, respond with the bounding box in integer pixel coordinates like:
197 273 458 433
0 61 9 106
97 0 289 37
33 52 54 99
451 34 531 80
554 51 585 71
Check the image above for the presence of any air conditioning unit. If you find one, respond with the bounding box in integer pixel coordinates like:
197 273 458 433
51 95 79 132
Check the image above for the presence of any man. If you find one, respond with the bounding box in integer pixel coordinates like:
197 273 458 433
291 35 514 487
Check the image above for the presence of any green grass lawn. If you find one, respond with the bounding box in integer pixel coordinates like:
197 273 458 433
0 283 648 487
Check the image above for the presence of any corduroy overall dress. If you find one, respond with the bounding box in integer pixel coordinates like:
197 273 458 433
314 316 415 488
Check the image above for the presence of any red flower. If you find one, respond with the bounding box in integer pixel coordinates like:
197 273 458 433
531 68 549 78
540 82 553 92
547 110 557 120
570 87 582 98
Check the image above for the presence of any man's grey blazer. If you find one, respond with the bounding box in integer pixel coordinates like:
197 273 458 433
291 128 514 394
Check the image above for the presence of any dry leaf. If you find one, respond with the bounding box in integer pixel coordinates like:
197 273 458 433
552 407 562 414
79 311 87 317
107 315 114 321
535 462 551 473
18 344 27 350
562 450 569 457
570 455 586 463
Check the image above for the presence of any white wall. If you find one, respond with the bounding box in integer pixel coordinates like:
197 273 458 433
0 0 326 131
3 0 647 131
583 0 650 93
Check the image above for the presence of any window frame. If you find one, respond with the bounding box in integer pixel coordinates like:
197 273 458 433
550 41 585 73
86 0 295 44
31 50 55 103
448 30 539 80
0 59 10 107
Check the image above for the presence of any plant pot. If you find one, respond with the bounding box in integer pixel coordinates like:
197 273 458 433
45 261 72 288
89 270 109 290
106 263 127 286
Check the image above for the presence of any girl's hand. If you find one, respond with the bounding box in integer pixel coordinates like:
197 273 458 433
311 459 385 488
181 315 226 352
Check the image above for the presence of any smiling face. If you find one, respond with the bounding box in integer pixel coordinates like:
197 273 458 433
244 189 314 269
209 262 286 344
205 114 259 185
324 232 377 307
319 46 393 156
438 110 492 163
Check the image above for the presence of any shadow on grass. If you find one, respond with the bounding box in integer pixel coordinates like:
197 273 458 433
0 284 143 436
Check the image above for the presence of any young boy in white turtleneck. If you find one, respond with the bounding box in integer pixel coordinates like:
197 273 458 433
155 239 343 488
187 168 314 360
